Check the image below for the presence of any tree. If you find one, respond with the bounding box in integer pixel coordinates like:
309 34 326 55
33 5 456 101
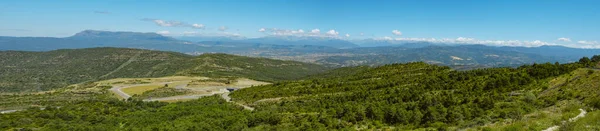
579 57 591 65
592 55 600 63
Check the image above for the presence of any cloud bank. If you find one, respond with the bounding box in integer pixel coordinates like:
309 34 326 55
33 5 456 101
258 28 346 38
392 30 402 36
373 36 600 48
218 26 229 31
156 30 170 35
141 18 205 29
557 37 571 42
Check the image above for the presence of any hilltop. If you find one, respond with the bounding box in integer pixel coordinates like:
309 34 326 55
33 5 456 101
0 48 328 92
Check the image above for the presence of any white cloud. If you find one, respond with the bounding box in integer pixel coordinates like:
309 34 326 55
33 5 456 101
557 37 571 42
257 28 344 38
182 31 198 36
141 18 205 30
345 34 350 37
456 37 475 42
222 32 241 37
378 36 393 40
150 20 183 27
268 28 299 36
311 29 320 34
577 40 599 45
291 29 304 34
156 31 170 35
191 24 205 29
326 30 339 36
360 32 364 36
373 37 556 47
392 30 402 36
218 26 228 31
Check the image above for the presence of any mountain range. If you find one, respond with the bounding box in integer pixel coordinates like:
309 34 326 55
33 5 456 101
1 30 599 68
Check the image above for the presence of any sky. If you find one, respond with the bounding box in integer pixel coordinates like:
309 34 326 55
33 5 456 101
0 0 599 48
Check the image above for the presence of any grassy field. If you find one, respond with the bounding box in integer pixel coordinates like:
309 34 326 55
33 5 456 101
121 84 166 95
0 82 113 110
98 76 270 99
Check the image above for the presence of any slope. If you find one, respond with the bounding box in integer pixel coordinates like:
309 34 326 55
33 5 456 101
2 59 600 130
0 48 328 93
230 61 586 130
177 53 329 82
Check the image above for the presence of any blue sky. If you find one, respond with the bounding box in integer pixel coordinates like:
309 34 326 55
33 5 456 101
0 0 599 48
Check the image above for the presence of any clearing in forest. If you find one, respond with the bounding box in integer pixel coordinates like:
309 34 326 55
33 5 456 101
100 76 270 101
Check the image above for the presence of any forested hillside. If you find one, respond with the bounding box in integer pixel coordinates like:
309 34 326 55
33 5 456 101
177 53 328 82
0 48 328 92
230 58 600 129
2 55 599 130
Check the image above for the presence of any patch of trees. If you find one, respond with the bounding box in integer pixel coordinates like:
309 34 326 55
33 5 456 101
579 54 600 67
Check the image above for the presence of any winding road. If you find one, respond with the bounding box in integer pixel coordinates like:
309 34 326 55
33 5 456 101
542 108 587 131
221 92 255 111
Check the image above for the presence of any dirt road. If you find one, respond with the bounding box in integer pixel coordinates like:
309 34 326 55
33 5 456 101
221 92 255 111
542 108 587 131
0 109 20 114
109 82 174 99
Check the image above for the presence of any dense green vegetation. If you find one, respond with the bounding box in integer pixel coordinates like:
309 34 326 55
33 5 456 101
0 82 113 110
177 53 329 82
230 62 586 129
0 96 278 130
0 48 328 92
1 55 599 130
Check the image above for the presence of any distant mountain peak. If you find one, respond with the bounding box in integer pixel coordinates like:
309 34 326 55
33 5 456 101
70 30 175 41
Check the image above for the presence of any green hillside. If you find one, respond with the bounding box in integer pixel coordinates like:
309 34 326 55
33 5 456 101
0 48 328 92
229 62 586 129
1 56 599 130
177 53 329 82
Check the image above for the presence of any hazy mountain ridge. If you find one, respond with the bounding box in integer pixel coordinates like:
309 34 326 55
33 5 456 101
1 30 599 68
